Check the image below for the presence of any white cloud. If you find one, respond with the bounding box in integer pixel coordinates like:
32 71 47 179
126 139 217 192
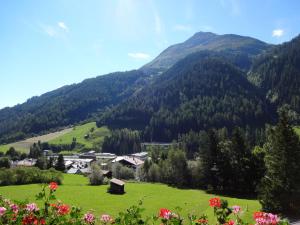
43 25 57 37
272 29 284 37
58 21 69 32
128 52 151 60
40 21 69 38
173 24 192 32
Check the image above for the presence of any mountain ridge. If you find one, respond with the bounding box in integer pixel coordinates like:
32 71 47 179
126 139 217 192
0 31 299 144
141 31 271 73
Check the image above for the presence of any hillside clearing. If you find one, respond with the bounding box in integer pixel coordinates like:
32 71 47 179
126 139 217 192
0 174 260 223
49 122 110 149
0 127 72 153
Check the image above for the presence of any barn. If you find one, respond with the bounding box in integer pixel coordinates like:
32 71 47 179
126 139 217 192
109 178 125 194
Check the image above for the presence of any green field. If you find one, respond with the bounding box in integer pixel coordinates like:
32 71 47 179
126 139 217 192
0 127 73 153
49 122 110 149
0 122 110 154
0 174 260 223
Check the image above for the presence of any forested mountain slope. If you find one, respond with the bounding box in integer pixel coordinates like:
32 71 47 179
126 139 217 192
0 70 145 144
248 35 300 113
98 53 274 141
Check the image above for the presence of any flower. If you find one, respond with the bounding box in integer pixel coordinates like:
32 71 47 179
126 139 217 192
100 214 113 223
209 197 221 208
22 215 38 225
0 207 6 216
26 203 39 212
224 220 235 225
57 204 70 215
84 213 95 224
10 204 19 213
49 182 58 191
39 218 46 225
232 205 241 214
159 208 172 219
253 211 280 225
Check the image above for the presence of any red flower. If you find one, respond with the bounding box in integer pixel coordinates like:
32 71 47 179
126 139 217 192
39 218 46 225
224 220 235 225
22 215 38 225
209 197 221 208
49 182 58 191
159 208 171 219
253 211 264 219
57 204 70 215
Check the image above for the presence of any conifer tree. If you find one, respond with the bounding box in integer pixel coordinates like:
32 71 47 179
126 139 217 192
259 109 300 213
55 154 65 172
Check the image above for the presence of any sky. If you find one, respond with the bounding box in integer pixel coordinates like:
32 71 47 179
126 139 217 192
0 0 300 109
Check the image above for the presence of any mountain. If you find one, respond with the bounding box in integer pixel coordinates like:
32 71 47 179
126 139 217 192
2 31 299 144
248 35 300 113
98 52 273 141
0 70 145 144
142 32 271 73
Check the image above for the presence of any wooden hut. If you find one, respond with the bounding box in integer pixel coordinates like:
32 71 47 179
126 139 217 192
109 178 125 194
102 170 112 178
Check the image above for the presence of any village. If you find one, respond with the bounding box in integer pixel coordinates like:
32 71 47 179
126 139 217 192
9 150 148 193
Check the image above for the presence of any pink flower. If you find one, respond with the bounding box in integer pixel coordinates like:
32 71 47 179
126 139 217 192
25 203 39 212
253 212 280 225
232 205 241 214
101 214 113 223
84 213 95 224
0 207 6 216
10 204 19 213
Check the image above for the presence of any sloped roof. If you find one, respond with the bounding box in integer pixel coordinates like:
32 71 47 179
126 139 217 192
110 178 125 186
112 156 144 166
67 168 81 174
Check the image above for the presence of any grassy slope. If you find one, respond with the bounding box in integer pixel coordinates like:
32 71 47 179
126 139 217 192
0 122 110 153
0 128 72 153
0 174 260 223
49 122 110 149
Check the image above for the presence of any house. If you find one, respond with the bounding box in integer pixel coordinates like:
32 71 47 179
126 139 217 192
112 156 144 169
102 170 112 178
67 168 82 174
13 158 37 167
80 167 92 174
131 152 148 160
79 151 96 159
95 153 116 160
109 178 125 194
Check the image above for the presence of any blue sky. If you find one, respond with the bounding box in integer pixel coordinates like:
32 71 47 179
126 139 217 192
0 0 300 109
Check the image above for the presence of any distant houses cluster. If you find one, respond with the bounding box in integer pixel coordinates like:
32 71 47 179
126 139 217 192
11 150 147 178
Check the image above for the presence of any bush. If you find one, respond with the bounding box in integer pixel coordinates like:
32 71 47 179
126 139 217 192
112 163 135 180
89 164 104 185
0 157 10 168
119 166 135 180
0 167 62 186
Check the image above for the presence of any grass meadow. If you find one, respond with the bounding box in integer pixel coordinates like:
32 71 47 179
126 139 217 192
0 174 260 223
49 122 110 149
0 122 110 153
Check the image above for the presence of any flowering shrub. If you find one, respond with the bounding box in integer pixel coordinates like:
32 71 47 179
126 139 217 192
0 183 291 225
